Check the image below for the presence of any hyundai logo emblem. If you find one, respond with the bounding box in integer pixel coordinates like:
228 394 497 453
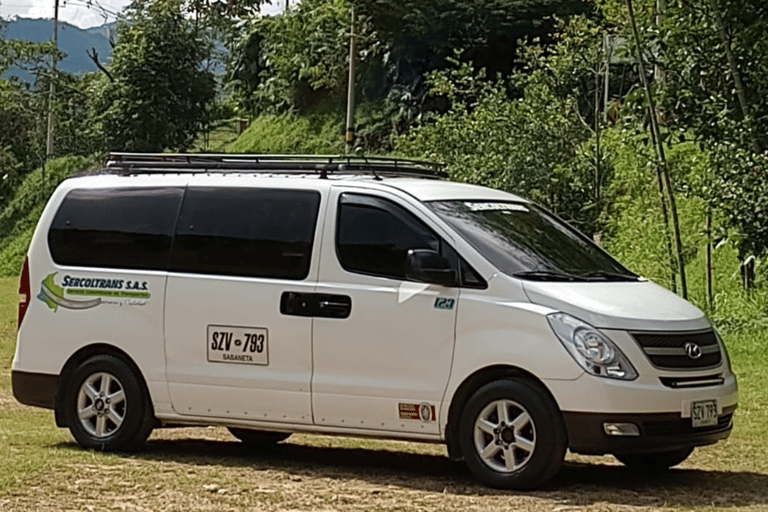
684 342 702 360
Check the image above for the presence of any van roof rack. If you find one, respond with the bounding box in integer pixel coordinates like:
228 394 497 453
106 153 447 179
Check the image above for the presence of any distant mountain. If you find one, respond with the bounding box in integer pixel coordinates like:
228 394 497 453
2 17 225 82
3 18 116 82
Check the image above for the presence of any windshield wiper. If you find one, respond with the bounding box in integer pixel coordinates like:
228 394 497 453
512 270 585 282
579 271 638 282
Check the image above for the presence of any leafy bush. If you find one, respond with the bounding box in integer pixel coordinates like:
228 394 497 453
397 60 602 235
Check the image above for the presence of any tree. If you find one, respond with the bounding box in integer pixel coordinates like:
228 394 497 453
89 0 216 152
644 0 768 280
397 25 609 236
0 18 62 201
226 0 594 150
228 0 367 115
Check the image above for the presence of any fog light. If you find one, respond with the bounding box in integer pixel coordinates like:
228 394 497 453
603 423 640 436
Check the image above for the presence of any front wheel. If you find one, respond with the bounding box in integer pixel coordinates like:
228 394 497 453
614 447 694 471
458 378 567 490
63 355 154 451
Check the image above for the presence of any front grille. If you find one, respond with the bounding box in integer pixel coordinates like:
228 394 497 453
631 330 722 370
642 413 733 437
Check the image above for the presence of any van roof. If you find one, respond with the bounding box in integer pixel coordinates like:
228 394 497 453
381 179 527 203
65 153 528 204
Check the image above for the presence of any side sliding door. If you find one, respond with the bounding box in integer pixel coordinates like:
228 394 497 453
164 184 323 426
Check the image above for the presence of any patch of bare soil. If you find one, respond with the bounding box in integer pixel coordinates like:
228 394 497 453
2 426 767 512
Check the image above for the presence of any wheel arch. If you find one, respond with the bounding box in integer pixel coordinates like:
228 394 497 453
444 365 563 461
55 343 155 428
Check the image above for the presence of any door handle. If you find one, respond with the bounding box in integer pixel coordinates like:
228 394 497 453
280 292 352 319
318 299 351 318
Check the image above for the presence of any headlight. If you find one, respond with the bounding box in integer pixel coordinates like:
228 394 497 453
547 312 638 380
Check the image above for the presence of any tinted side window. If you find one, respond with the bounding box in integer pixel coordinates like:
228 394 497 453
337 194 440 280
48 187 183 270
170 187 320 280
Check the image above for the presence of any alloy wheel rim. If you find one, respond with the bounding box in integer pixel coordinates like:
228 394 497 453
77 372 126 438
473 399 536 473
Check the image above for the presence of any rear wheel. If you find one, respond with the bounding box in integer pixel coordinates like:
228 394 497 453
615 447 694 471
228 427 291 446
458 378 566 490
63 355 154 451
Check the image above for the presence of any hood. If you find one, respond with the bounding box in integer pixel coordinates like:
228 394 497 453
522 279 710 331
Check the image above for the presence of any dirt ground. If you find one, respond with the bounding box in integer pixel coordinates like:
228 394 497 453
2 422 767 512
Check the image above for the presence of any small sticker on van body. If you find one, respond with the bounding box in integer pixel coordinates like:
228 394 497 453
434 297 456 310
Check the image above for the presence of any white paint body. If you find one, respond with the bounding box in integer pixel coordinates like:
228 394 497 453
13 173 738 444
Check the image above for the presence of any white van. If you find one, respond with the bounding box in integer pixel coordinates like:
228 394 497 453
13 153 737 489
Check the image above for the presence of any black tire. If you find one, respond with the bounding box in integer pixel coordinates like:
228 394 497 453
63 354 154 451
228 427 291 446
614 447 694 471
458 378 567 490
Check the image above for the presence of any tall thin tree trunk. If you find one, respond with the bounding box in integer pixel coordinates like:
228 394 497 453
595 58 601 215
627 0 688 298
708 0 762 153
706 211 713 307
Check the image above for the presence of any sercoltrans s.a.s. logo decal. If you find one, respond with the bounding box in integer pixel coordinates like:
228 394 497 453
38 272 151 312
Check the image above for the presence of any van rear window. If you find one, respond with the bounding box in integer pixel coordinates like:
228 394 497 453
48 188 184 271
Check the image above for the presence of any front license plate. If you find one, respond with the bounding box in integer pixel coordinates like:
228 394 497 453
691 400 717 428
207 325 268 365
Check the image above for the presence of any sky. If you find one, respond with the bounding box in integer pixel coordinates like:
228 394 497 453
0 0 288 29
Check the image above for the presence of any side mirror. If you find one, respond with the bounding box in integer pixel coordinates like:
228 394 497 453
405 249 457 287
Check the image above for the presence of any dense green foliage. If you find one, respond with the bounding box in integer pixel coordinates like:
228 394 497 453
226 0 592 149
0 20 59 202
396 16 608 235
88 0 217 152
599 0 768 262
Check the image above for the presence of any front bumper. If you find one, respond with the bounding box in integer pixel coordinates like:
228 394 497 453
563 404 736 455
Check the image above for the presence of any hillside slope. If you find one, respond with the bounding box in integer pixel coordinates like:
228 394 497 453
228 112 345 155
0 156 94 277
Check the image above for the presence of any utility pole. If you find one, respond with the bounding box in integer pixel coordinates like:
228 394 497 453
344 6 356 154
46 0 60 161
285 0 289 13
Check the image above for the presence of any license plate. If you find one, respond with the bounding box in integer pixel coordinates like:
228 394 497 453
691 400 717 428
207 325 268 365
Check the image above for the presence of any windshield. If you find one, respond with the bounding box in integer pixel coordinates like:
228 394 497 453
427 200 638 282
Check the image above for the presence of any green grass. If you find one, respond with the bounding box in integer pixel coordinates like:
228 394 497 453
227 111 345 155
0 278 16 394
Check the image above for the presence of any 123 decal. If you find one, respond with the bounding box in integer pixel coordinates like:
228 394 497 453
434 298 455 310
